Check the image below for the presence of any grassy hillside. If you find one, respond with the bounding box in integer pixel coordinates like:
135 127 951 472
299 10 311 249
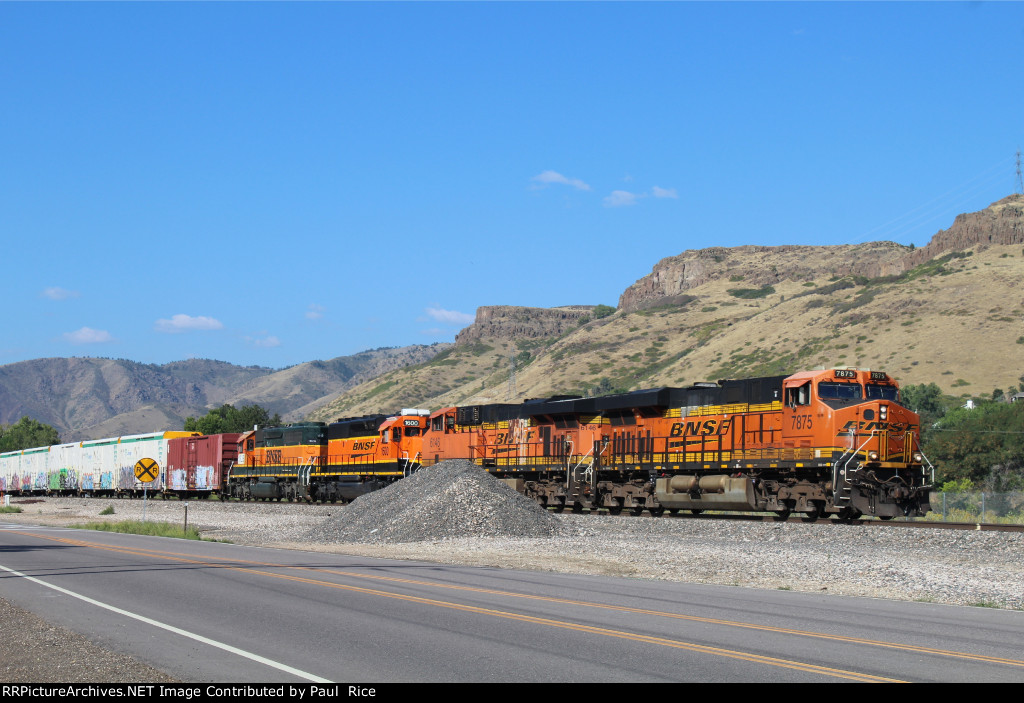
310 240 1024 419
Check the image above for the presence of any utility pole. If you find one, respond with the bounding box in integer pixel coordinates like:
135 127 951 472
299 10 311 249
1016 149 1023 194
507 346 518 401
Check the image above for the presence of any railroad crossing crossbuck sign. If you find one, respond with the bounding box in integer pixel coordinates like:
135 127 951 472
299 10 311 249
134 458 160 483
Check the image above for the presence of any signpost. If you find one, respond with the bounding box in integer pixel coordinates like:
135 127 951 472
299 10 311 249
134 458 159 522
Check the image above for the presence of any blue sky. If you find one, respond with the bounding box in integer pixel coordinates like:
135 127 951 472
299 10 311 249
2 2 1021 369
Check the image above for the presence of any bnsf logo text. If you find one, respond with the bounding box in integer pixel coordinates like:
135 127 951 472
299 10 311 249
266 449 283 464
669 419 732 437
353 440 376 451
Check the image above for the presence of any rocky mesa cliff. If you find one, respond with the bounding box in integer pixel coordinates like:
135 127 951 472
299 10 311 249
618 194 1024 313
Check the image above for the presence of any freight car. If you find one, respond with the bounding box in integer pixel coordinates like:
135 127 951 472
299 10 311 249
166 432 241 499
0 431 201 497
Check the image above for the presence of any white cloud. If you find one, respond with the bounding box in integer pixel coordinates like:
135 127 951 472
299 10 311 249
425 307 475 325
243 331 281 347
603 190 642 207
64 327 113 344
652 186 679 199
305 304 325 320
155 314 224 333
42 287 80 300
531 170 591 191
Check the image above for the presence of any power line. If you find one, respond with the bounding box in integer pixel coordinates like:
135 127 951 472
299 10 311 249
1016 149 1022 194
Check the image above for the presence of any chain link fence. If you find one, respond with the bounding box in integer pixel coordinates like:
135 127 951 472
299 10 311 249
926 492 1024 524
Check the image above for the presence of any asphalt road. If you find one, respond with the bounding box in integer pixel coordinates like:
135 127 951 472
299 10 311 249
1 523 1022 683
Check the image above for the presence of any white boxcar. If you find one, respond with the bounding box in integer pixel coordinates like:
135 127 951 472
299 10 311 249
22 446 50 493
116 432 175 492
48 442 82 493
0 450 21 493
81 437 120 494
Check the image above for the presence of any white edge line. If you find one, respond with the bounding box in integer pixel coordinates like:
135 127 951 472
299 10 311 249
0 562 332 683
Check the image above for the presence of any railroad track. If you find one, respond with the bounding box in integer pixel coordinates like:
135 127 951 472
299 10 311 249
648 509 1024 532
10 495 1023 533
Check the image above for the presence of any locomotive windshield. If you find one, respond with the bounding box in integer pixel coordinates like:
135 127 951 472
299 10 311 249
866 383 899 402
817 382 863 400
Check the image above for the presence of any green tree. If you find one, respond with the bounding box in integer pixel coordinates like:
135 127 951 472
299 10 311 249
592 304 616 320
900 382 948 439
183 404 282 434
925 401 1024 489
0 416 61 452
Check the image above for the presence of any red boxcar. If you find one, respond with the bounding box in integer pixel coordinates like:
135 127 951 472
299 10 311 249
165 433 240 499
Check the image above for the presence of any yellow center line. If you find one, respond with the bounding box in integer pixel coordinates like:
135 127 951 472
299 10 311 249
0 529 978 680
60 534 1020 671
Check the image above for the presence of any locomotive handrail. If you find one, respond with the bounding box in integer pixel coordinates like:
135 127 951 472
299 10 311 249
400 451 421 476
919 448 936 485
565 439 596 490
298 457 315 487
833 430 878 500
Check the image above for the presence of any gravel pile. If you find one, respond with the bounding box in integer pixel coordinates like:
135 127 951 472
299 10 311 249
305 460 566 543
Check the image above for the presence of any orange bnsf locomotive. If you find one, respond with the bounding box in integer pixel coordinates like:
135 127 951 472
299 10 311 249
420 368 931 520
223 368 932 520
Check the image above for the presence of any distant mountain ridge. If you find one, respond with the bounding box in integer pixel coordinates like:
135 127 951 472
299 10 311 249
0 345 450 442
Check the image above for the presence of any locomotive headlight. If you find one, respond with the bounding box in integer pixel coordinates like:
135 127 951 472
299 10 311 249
879 405 888 421
913 452 923 463
868 450 880 461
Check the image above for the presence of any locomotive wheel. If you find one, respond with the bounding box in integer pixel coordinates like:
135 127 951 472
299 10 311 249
607 503 623 515
835 506 862 522
630 505 644 517
801 503 825 523
773 510 791 522
571 502 584 514
690 509 704 515
649 507 665 517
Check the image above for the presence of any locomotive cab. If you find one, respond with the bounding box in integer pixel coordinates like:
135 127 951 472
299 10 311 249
782 369 930 518
378 409 430 475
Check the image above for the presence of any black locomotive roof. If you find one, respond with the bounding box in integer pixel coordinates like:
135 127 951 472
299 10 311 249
435 375 790 429
522 395 594 417
716 375 787 405
328 414 388 440
455 403 522 426
591 376 788 412
255 422 326 447
594 387 681 411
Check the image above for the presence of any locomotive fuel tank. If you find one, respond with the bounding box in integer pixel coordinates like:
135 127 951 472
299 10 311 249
655 474 758 512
